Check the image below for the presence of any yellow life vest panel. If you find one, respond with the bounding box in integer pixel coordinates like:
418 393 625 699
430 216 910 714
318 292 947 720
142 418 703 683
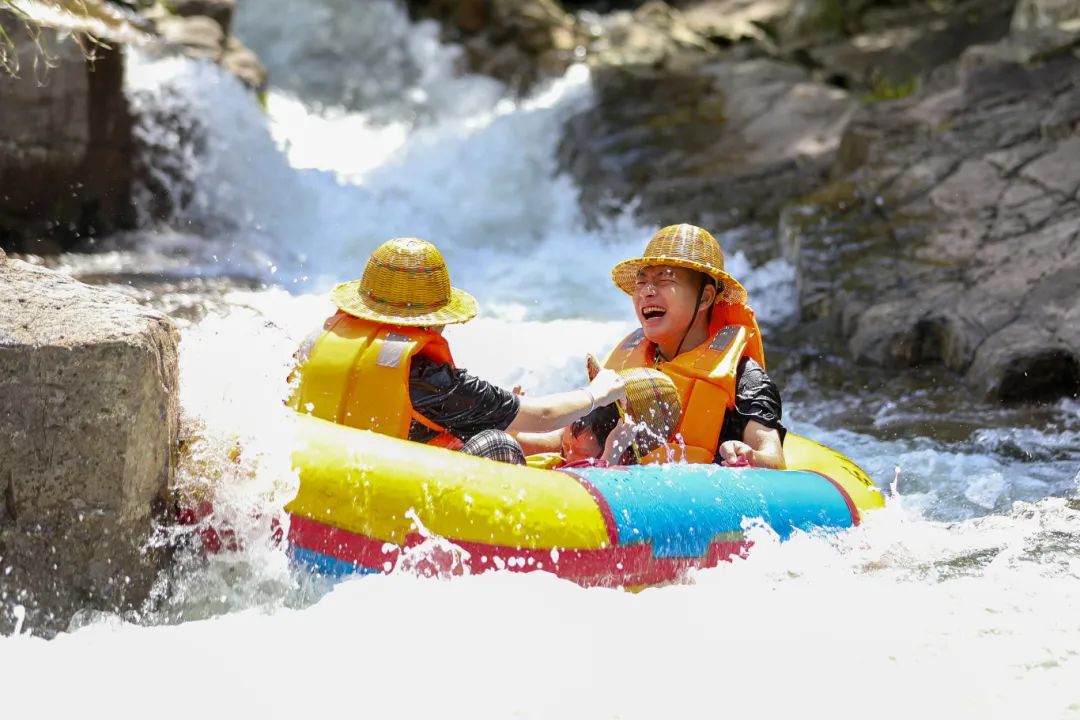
603 303 765 465
286 312 458 445
525 452 566 470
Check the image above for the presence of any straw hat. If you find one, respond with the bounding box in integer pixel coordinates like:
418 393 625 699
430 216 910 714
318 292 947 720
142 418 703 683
619 368 682 455
611 224 747 305
331 237 478 326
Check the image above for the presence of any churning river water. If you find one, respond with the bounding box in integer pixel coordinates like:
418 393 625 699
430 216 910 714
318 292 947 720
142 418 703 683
2 1 1079 717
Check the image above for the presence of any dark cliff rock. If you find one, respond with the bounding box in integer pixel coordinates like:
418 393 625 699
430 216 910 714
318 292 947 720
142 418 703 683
780 33 1080 401
404 0 586 93
557 57 854 244
0 0 266 253
0 11 136 254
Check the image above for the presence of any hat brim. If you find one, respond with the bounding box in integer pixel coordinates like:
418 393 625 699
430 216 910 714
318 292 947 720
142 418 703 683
331 280 478 326
611 256 748 305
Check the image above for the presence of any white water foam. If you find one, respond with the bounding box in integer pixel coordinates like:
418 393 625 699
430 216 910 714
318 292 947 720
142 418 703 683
3 499 1080 718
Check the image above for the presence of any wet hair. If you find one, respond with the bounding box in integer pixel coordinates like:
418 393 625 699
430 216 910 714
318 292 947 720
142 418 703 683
571 403 620 446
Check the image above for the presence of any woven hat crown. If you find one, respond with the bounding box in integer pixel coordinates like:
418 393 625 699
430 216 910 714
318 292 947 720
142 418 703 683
619 368 682 454
611 223 747 305
360 237 453 316
644 224 725 270
332 237 477 325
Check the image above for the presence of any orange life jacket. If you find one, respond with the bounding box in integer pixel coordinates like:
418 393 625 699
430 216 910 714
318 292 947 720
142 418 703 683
603 303 765 464
286 312 462 448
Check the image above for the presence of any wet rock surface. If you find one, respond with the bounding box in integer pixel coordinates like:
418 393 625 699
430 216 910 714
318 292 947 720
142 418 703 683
790 0 1016 93
0 258 180 636
547 1 1079 402
404 0 587 92
557 56 854 242
0 12 135 254
0 0 265 253
145 0 266 91
1013 0 1080 31
780 41 1080 401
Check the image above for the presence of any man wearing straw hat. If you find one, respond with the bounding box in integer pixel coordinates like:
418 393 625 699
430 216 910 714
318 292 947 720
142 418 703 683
605 224 786 469
288 237 626 463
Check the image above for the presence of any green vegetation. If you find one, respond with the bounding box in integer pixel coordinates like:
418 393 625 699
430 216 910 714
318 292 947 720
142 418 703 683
863 73 919 103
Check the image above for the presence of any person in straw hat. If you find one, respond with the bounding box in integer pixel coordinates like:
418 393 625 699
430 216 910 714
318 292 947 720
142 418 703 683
288 237 626 464
604 223 786 469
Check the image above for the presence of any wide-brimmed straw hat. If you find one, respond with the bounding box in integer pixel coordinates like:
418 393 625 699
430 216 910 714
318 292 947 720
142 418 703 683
611 223 747 305
619 368 682 455
331 237 478 326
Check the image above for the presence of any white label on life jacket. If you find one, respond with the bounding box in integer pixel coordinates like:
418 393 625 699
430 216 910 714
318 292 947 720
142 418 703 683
709 326 739 352
376 333 413 368
622 329 646 350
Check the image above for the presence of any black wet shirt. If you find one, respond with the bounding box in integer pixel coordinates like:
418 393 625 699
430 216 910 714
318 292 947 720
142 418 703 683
407 356 521 443
715 357 786 462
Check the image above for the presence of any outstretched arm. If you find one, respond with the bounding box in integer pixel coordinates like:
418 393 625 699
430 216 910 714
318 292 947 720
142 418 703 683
506 370 626 434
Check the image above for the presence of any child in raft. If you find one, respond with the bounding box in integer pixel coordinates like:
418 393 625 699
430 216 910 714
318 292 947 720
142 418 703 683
559 403 634 468
519 367 682 469
516 403 628 468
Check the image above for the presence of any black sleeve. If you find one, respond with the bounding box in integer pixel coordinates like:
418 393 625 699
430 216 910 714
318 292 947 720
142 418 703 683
407 356 521 443
717 357 786 450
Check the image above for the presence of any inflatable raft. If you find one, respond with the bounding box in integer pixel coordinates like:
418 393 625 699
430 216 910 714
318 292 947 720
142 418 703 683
285 414 884 587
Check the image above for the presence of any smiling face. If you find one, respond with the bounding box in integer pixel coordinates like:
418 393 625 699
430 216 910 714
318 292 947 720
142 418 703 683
633 265 715 347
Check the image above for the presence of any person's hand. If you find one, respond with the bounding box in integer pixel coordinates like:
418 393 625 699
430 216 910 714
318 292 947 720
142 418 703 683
511 384 526 396
587 368 626 407
718 440 755 467
603 417 638 465
585 353 601 381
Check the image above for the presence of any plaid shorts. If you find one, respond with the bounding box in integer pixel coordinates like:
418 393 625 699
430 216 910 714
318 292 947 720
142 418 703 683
460 429 526 465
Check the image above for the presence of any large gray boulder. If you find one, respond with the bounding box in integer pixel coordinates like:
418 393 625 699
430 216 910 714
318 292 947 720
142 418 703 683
0 258 180 635
779 42 1080 401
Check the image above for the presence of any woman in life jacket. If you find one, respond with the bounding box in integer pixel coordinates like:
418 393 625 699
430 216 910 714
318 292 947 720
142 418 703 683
288 237 626 463
604 224 787 469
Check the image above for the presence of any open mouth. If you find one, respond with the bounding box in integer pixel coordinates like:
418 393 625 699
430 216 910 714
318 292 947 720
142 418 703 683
641 306 667 321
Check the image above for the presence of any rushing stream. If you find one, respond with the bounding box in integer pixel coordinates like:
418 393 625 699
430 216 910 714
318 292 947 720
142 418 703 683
2 1 1079 716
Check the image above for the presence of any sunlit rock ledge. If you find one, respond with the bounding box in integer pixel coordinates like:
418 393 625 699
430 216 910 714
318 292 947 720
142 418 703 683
0 257 180 636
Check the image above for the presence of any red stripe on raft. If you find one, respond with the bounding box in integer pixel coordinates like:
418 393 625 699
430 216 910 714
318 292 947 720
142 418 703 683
287 512 749 588
561 471 621 548
806 470 861 526
289 514 400 569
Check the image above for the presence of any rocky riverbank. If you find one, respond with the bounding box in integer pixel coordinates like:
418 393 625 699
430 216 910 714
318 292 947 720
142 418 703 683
6 0 1076 402
409 0 1080 402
